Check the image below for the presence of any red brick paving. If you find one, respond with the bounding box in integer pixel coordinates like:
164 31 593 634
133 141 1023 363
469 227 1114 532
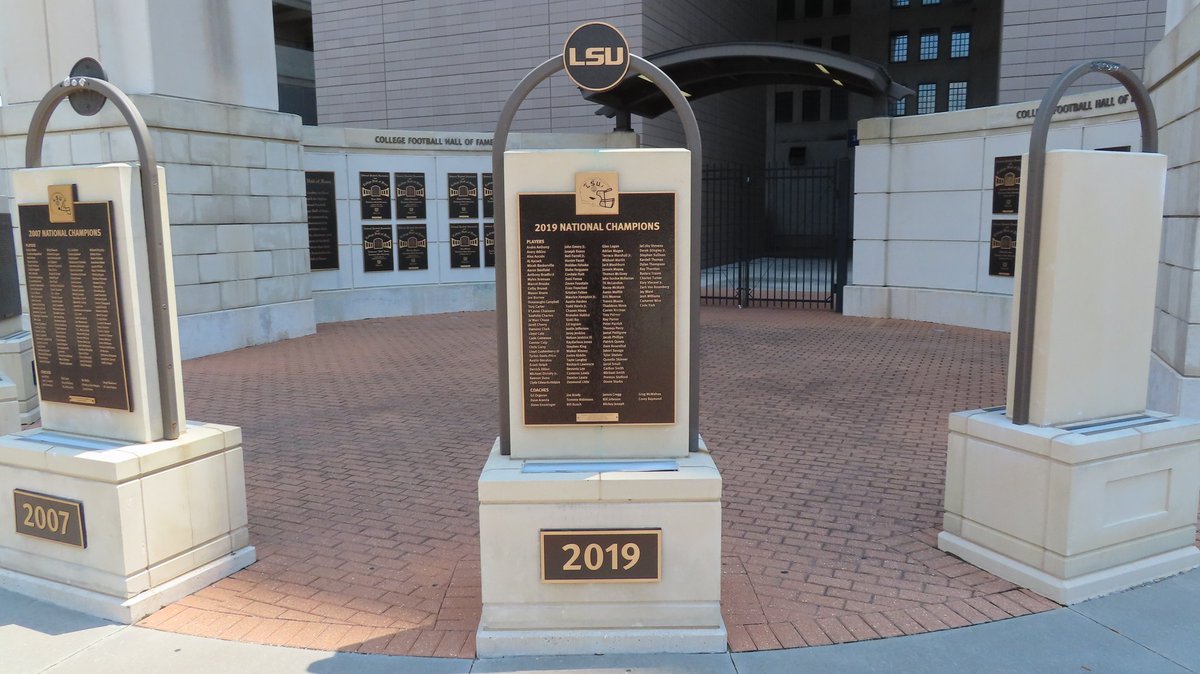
138 307 1069 656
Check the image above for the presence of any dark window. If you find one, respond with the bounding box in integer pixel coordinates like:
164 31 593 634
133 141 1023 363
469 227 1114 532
829 89 849 121
893 0 910 6
948 81 967 111
831 35 850 54
801 90 821 122
950 28 970 58
805 0 823 18
922 0 940 4
775 91 794 123
777 0 795 19
788 146 808 167
890 33 909 62
919 30 939 60
833 0 851 15
917 82 936 114
891 97 907 116
803 37 822 47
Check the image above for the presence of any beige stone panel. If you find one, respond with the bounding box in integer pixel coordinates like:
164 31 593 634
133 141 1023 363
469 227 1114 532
961 436 1050 545
943 431 966 515
140 462 193 566
481 601 722 631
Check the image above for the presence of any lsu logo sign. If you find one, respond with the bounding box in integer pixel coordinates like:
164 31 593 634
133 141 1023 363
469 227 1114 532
563 22 630 93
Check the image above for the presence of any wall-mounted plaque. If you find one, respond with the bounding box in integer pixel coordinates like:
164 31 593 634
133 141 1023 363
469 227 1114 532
519 192 675 426
448 173 479 219
992 155 1021 215
362 224 394 272
541 529 660 583
13 489 86 548
396 224 429 270
395 172 427 220
0 213 21 320
483 221 495 268
990 220 1018 277
304 172 339 270
449 222 480 268
19 199 132 411
483 173 495 219
359 172 391 220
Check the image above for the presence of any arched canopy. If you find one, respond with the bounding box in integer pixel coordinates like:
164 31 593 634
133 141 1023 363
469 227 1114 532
585 42 914 119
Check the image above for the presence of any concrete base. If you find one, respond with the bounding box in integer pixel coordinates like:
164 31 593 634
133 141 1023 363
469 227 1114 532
0 375 18 435
313 283 495 325
476 438 725 657
1147 352 1200 419
940 408 1200 604
178 300 316 360
843 285 1012 333
0 421 254 622
0 330 39 425
0 546 255 624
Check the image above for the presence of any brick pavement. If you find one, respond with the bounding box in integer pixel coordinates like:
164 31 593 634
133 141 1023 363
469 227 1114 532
138 307 1067 657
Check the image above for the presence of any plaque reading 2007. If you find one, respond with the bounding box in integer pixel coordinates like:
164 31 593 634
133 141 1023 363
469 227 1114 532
519 192 675 425
18 201 131 411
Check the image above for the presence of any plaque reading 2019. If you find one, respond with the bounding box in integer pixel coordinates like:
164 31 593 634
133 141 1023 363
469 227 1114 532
519 192 675 425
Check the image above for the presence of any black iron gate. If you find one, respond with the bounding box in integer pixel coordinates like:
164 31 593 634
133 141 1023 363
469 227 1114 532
701 159 851 310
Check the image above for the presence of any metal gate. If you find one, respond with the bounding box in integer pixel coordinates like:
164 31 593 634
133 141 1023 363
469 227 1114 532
701 159 851 310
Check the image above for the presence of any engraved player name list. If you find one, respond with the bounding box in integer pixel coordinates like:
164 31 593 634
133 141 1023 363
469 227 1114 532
519 192 675 425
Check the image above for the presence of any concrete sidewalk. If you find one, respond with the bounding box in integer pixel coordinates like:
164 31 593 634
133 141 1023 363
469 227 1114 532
5 567 1198 673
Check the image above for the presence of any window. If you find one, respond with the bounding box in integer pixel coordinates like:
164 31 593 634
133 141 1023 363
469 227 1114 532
829 89 849 121
922 0 940 4
775 91 794 123
777 0 795 20
804 0 823 18
788 146 808 167
891 97 908 116
890 33 909 62
948 81 967 111
803 37 822 47
917 83 936 114
833 0 850 15
801 90 821 122
893 0 910 6
950 29 970 58
919 31 939 60
831 35 850 54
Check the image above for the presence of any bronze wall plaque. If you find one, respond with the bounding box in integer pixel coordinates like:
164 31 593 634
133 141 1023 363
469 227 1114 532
14 489 87 548
519 192 675 426
562 22 630 93
541 529 660 583
362 224 394 272
448 173 479 219
482 173 494 219
990 220 1018 277
396 224 429 270
0 213 20 320
483 222 495 268
992 155 1021 215
395 173 427 220
449 222 480 268
305 172 339 270
18 201 132 411
359 172 391 220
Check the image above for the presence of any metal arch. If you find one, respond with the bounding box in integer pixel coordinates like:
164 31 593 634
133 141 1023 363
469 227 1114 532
1010 60 1159 426
24 74 181 440
492 53 704 454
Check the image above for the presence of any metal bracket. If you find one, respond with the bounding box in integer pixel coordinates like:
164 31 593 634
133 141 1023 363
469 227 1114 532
1010 60 1159 426
491 54 704 454
24 59 181 441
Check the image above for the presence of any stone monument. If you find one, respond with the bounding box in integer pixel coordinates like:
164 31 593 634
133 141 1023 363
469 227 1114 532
938 62 1200 604
475 23 725 656
0 210 39 430
0 68 253 623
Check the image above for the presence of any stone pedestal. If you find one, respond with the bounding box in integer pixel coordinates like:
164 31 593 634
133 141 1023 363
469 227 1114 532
0 329 38 425
0 374 17 434
0 422 254 623
476 440 725 656
939 408 1200 604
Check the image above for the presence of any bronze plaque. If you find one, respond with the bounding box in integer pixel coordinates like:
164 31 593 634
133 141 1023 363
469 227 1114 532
519 192 675 426
483 221 495 268
14 489 86 548
396 223 428 270
562 22 630 93
18 201 132 411
395 173 427 220
305 172 339 270
359 172 391 220
0 213 20 320
990 220 1018 277
448 173 479 219
449 222 480 268
482 173 494 219
992 155 1021 215
362 224 394 272
541 529 660 583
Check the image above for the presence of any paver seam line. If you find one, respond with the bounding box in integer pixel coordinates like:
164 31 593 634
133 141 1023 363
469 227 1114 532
1066 606 1199 674
38 623 131 674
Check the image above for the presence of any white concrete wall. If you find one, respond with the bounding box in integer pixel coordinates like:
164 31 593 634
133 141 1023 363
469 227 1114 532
844 87 1142 332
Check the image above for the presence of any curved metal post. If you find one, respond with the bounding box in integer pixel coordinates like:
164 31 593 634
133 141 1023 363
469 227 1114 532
1011 60 1158 426
492 54 704 454
24 75 181 440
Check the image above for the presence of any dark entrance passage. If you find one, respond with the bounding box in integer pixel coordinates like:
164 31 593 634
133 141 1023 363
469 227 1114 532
702 159 851 310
